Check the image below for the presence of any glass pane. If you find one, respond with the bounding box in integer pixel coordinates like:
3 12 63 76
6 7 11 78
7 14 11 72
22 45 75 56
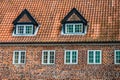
14 52 19 63
43 52 48 63
116 51 120 57
72 51 77 63
116 51 120 63
95 58 100 63
75 24 83 33
116 60 120 63
26 26 33 34
20 52 25 63
17 26 24 34
89 51 94 63
95 51 100 63
66 51 70 63
66 25 73 33
50 51 54 63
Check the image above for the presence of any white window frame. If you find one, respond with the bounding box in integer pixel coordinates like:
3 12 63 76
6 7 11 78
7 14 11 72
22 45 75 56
16 25 33 35
13 50 26 64
64 50 78 64
42 50 55 65
65 23 83 34
88 50 102 64
114 50 120 64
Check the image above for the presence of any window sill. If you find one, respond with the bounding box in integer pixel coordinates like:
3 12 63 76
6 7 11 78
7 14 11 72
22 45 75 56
114 63 120 65
12 34 35 36
13 64 26 67
42 63 55 65
61 33 86 36
13 63 25 64
64 63 78 65
87 63 102 65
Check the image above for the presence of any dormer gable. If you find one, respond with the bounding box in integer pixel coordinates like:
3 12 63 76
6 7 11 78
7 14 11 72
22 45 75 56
61 8 87 25
12 9 39 36
13 9 38 26
61 8 88 35
18 14 32 23
67 13 81 21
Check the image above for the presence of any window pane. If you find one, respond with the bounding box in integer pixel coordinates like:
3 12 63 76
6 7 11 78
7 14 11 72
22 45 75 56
14 52 19 63
95 51 100 63
89 51 94 63
17 26 24 34
75 24 83 33
43 52 48 63
66 51 70 63
20 52 25 63
66 25 73 33
116 51 120 63
26 26 33 34
72 51 77 63
50 51 54 63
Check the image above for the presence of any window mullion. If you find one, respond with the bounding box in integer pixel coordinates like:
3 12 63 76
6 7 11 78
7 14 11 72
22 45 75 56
76 51 78 64
48 51 50 64
19 51 21 64
70 51 72 64
24 25 26 34
73 24 75 33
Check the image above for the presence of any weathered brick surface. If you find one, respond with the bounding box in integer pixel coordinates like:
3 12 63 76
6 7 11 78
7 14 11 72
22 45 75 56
0 45 120 80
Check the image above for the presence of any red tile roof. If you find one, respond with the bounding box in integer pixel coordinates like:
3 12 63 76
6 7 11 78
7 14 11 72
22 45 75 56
0 0 120 43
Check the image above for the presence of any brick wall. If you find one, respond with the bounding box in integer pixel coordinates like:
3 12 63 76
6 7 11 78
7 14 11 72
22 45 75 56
0 45 120 80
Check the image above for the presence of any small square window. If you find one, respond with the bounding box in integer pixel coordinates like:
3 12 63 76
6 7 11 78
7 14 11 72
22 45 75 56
13 50 26 64
115 50 120 64
66 25 73 33
17 26 24 34
88 50 102 64
42 50 55 64
64 50 78 64
75 24 83 33
26 26 33 34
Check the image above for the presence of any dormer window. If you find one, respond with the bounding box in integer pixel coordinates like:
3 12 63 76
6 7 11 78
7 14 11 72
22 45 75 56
12 9 39 36
16 25 33 35
65 23 83 34
61 8 88 35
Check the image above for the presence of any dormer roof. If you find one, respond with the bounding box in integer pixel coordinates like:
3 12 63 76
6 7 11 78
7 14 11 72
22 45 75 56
0 0 119 44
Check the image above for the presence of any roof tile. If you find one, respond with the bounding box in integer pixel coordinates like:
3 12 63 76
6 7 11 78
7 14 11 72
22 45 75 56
0 0 119 43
